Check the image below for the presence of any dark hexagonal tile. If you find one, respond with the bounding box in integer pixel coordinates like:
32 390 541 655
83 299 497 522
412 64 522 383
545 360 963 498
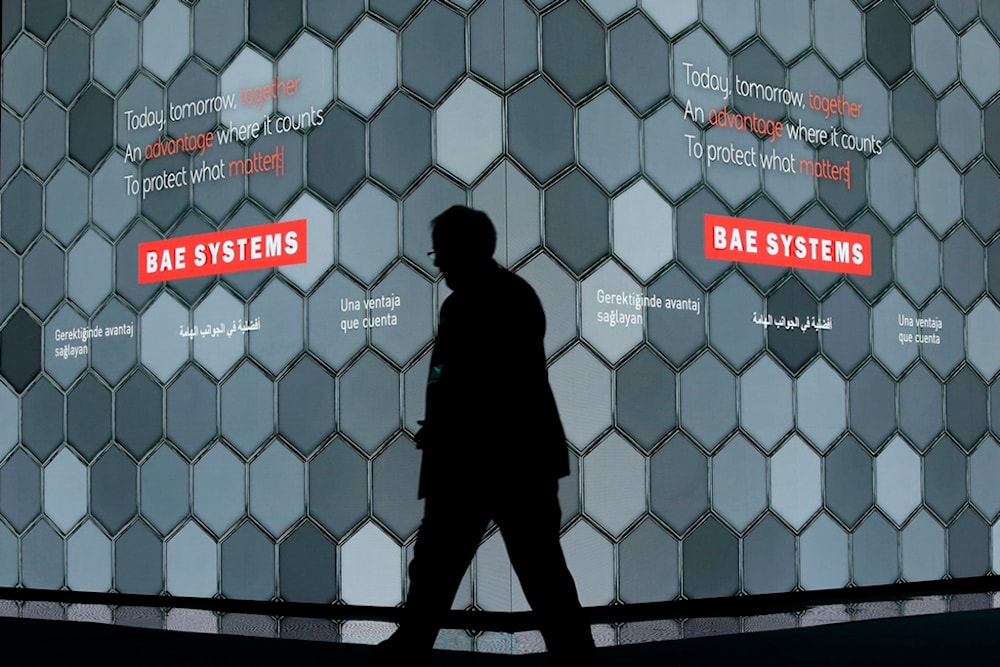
194 0 245 70
115 370 163 461
824 435 874 529
372 434 423 541
647 265 706 369
650 433 708 535
682 516 739 598
69 86 114 173
765 277 821 374
0 108 19 187
675 189 731 289
849 361 896 453
21 377 62 462
948 507 991 577
544 169 609 276
22 236 64 321
507 77 574 184
24 0 65 42
46 21 89 106
278 355 335 458
115 520 163 595
470 0 538 91
0 447 41 532
370 0 422 27
946 365 988 453
942 224 985 310
892 76 937 164
22 521 63 589
340 351 399 455
306 0 364 42
899 362 944 452
1 170 42 253
541 0 605 103
615 347 675 453
964 161 1000 245
609 12 668 116
370 93 432 196
401 1 465 105
309 437 367 540
924 435 967 524
279 521 336 603
248 0 302 57
91 445 137 536
140 444 189 537
1 0 22 52
852 511 898 585
743 514 796 594
91 298 138 388
619 518 678 603
307 105 365 207
67 373 113 462
221 521 275 600
865 1 912 86
3 35 44 117
166 365 217 460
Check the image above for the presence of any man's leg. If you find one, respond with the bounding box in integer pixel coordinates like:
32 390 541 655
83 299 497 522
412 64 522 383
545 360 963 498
376 490 489 663
493 480 597 665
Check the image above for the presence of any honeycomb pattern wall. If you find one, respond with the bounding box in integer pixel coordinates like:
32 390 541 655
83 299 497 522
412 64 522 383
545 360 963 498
1 0 999 609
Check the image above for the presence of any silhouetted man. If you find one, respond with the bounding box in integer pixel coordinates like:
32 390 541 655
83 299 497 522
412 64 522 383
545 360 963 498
374 206 596 666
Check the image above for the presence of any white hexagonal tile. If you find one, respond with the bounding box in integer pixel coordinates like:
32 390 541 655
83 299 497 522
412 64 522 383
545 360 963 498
277 32 334 118
876 435 922 527
339 183 398 285
341 521 402 606
220 46 273 128
612 179 673 282
192 284 244 380
279 192 335 291
967 299 1000 381
140 291 190 382
549 344 613 451
561 520 614 606
436 78 503 185
711 435 766 533
44 448 88 534
166 520 218 597
740 355 793 453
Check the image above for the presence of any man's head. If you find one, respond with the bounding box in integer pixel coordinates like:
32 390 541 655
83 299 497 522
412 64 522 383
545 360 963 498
430 205 496 290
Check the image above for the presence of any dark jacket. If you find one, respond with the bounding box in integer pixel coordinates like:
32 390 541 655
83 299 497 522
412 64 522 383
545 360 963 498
417 264 569 498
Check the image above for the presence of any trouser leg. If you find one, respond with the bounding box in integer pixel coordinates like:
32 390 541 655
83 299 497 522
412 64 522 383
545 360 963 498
494 481 596 664
394 491 489 652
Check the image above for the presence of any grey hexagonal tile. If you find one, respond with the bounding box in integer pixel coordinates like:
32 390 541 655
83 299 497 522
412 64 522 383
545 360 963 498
139 291 189 383
22 521 64 589
919 292 964 380
307 105 365 208
821 282 870 377
114 370 162 461
515 253 577 359
865 0 912 87
562 520 615 606
959 23 1000 106
968 300 1000 382
899 362 943 452
672 29 729 118
893 76 937 163
193 442 246 537
248 0 301 57
339 183 398 285
21 377 63 463
647 266 706 368
942 224 985 309
800 513 849 589
650 433 708 535
141 0 190 83
871 288 918 378
948 507 991 578
644 102 702 202
191 285 245 381
23 96 65 181
43 305 88 391
436 79 503 186
140 444 189 537
2 35 44 116
814 0 863 74
221 521 276 601
90 445 137 536
508 77 575 185
401 171 465 276
712 434 766 533
744 513 796 594
770 435 822 531
797 358 847 452
675 189 731 288
307 270 366 371
853 511 898 586
401 2 465 105
166 365 216 460
44 162 87 248
22 236 64 321
740 355 793 452
759 0 810 61
679 352 737 452
370 93 432 196
765 277 821 375
309 437 367 540
708 271 763 372
340 351 399 454
895 219 939 307
91 298 138 388
946 365 988 452
249 278 303 376
902 509 945 581
369 262 434 367
470 0 537 91
619 518 678 603
372 434 422 541
114 521 162 595
220 360 273 458
970 437 1000 521
67 520 113 593
580 89 639 194
250 440 304 538
338 17 397 118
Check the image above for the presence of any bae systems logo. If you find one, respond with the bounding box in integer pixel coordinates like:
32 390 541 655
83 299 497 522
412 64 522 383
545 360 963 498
138 220 308 283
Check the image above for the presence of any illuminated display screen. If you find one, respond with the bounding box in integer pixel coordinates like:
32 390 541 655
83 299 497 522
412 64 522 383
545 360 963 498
1 0 999 606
